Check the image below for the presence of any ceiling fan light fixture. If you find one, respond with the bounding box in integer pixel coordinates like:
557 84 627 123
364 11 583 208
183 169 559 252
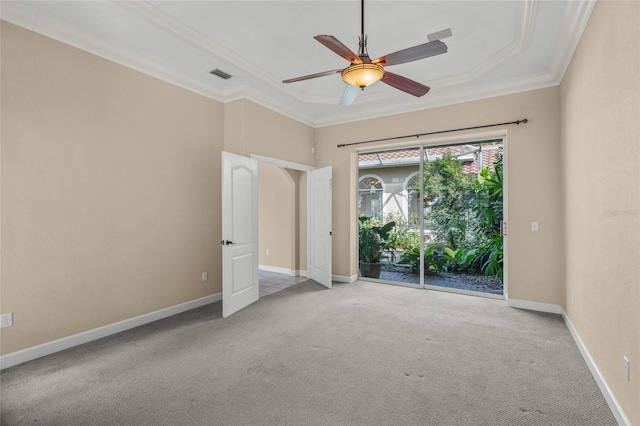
342 63 384 88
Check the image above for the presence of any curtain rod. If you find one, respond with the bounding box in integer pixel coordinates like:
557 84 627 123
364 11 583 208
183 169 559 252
336 118 528 148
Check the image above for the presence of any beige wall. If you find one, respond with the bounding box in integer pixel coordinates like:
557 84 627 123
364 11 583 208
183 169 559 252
285 168 308 274
0 22 224 354
224 99 314 166
258 163 295 271
560 1 640 423
225 99 314 276
0 22 316 355
296 169 308 273
315 87 564 303
258 166 307 274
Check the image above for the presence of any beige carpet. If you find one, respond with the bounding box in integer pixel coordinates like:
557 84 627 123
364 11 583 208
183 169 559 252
1 280 616 425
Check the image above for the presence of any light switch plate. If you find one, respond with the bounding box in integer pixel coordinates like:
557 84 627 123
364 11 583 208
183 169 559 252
624 356 630 381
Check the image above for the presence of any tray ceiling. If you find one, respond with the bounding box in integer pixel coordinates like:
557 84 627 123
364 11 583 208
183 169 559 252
1 1 595 127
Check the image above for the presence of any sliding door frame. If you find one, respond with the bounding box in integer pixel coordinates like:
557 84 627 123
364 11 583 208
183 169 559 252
356 135 507 300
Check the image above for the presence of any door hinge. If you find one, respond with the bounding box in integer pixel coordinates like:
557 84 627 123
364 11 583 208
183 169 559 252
500 220 507 236
329 179 332 190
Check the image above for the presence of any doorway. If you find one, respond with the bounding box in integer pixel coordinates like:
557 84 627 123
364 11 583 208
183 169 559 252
221 152 331 317
357 140 505 298
254 156 332 293
258 163 303 278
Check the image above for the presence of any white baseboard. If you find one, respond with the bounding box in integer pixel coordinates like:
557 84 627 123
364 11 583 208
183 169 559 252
332 274 358 283
259 265 294 275
562 310 630 426
258 265 308 277
507 298 562 314
259 266 348 282
0 293 221 370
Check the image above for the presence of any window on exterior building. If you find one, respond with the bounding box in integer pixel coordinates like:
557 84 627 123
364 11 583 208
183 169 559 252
358 176 383 221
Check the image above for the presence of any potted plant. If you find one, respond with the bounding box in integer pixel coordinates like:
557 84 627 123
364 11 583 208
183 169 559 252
358 216 395 278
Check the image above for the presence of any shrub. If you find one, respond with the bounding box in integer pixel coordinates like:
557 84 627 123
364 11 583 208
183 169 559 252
415 154 475 249
473 149 503 237
398 244 439 273
358 216 396 263
384 213 420 252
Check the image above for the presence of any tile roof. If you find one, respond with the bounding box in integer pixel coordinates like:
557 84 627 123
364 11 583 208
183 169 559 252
358 144 502 175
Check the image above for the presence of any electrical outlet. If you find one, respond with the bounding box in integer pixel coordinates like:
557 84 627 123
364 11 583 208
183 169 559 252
266 249 270 256
571 293 576 306
1 313 13 328
202 272 208 282
623 356 630 381
531 221 539 231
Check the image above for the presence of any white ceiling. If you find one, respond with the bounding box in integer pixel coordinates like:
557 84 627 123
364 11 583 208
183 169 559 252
2 0 595 127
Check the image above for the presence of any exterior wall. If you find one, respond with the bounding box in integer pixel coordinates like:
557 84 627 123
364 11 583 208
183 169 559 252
315 86 563 306
0 22 225 354
560 1 640 423
358 165 419 222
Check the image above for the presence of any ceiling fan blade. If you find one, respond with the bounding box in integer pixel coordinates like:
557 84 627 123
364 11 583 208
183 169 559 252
314 35 362 64
427 28 453 42
283 69 343 84
373 40 447 67
340 84 360 105
381 72 430 97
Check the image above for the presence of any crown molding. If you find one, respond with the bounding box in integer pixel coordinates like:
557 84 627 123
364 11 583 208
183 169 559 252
1 0 596 129
1 1 225 103
112 1 305 103
312 72 557 128
223 83 317 127
549 0 597 83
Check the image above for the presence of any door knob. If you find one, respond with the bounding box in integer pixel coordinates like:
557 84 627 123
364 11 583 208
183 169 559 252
220 240 235 246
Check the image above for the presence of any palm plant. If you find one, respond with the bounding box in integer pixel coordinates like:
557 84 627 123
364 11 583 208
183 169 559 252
358 217 395 263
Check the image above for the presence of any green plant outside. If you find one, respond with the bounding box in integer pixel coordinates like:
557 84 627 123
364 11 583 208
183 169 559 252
358 217 396 263
388 149 504 282
419 153 475 250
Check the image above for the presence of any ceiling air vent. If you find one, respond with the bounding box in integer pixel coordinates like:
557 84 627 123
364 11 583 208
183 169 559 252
210 69 232 80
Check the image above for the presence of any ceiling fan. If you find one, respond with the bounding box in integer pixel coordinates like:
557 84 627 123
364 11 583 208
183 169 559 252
282 0 451 105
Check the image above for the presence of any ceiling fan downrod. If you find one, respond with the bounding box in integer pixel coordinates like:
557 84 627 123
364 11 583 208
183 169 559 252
357 0 369 60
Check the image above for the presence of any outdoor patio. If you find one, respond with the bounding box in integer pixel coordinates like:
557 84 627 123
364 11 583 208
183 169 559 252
372 266 503 296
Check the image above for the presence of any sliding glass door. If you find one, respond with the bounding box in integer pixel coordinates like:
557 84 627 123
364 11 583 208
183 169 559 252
357 147 422 287
357 140 504 297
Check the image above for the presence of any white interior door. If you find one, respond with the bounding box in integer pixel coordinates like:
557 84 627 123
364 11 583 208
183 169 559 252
222 152 259 317
307 166 332 288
